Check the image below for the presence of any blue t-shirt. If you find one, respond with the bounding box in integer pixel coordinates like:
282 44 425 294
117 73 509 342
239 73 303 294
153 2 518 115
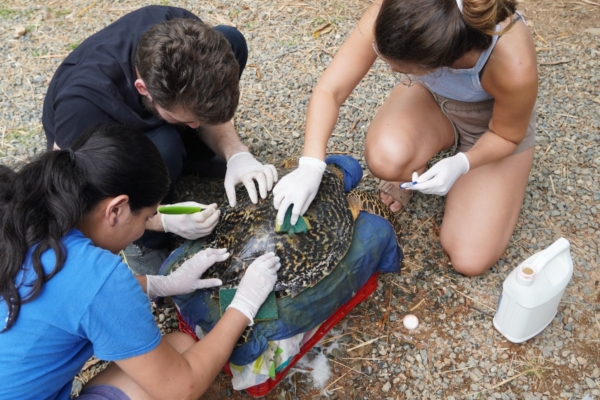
0 230 161 399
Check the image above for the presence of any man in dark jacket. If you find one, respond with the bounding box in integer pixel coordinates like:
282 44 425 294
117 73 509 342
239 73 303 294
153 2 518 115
43 6 277 274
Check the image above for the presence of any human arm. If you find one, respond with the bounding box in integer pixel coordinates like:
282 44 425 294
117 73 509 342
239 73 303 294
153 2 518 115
302 0 382 160
199 121 278 207
273 1 382 223
407 18 538 195
115 252 281 399
467 19 538 168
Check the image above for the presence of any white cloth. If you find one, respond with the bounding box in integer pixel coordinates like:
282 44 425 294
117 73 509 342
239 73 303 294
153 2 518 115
229 332 306 390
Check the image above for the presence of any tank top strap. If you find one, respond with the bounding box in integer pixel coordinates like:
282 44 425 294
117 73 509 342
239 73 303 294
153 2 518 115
472 11 524 75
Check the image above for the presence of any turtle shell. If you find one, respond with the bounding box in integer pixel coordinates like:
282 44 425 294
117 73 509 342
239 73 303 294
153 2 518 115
171 167 354 298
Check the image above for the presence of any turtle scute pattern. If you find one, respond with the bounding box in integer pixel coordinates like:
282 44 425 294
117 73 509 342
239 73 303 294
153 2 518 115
348 189 403 247
171 167 355 298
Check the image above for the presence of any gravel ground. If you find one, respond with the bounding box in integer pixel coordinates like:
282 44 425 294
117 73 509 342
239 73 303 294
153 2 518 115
1 0 599 399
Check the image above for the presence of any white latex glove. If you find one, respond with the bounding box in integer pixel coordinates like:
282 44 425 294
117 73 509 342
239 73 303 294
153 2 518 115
224 152 278 207
403 153 470 196
272 157 326 226
161 202 220 240
146 248 229 297
227 252 281 326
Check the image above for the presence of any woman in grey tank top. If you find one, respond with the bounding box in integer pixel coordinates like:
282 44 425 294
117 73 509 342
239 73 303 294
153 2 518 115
272 0 538 277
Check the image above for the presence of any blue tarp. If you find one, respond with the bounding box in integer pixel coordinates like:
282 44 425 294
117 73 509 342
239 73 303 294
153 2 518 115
160 156 403 366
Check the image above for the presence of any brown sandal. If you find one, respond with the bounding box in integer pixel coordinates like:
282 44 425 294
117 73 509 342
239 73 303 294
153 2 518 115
378 180 413 214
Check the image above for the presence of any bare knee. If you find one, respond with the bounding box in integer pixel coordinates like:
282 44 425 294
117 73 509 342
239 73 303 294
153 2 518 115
442 240 499 277
364 131 417 182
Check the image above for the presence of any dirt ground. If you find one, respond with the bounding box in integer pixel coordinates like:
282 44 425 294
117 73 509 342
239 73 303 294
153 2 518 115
0 0 598 399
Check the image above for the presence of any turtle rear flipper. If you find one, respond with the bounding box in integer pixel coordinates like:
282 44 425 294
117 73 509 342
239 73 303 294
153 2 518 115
345 191 362 221
348 189 403 247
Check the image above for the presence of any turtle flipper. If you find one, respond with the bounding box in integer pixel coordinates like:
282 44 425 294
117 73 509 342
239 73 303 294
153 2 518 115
345 190 362 221
348 189 403 247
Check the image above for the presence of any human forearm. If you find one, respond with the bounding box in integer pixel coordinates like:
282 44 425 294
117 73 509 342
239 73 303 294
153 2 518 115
465 131 518 170
303 87 341 160
408 130 519 196
134 275 148 292
181 308 249 396
199 121 248 161
145 213 164 231
112 310 249 400
111 254 279 399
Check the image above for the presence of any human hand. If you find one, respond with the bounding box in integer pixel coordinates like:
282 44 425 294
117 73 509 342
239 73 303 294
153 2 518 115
272 157 326 226
227 252 281 326
224 152 278 207
403 153 470 196
160 202 220 240
146 248 229 297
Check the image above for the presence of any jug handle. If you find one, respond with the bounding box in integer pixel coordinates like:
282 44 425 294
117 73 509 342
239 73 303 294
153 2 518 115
533 237 570 274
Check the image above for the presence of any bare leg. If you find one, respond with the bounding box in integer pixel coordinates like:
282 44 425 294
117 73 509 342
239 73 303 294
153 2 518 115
441 147 534 276
365 84 455 212
84 332 196 399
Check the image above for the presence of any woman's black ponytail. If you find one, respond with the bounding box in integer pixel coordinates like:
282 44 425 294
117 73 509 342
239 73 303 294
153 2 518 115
0 124 169 331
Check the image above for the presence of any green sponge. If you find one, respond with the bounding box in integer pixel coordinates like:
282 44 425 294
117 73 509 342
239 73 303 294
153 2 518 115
219 288 279 321
274 206 312 236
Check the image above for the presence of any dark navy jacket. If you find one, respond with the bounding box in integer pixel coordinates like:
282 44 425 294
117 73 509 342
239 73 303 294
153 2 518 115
42 6 198 149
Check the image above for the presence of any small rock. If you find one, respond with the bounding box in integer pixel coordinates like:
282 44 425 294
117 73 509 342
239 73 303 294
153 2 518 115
586 377 597 389
14 26 27 39
577 356 587 365
470 370 483 382
570 357 579 366
382 381 391 392
584 28 600 36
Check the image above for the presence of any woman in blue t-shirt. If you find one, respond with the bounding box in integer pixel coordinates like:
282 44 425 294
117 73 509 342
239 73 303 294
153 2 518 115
0 125 280 399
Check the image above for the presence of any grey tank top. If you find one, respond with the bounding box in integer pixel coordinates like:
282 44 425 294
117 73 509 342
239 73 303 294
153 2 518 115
418 12 523 103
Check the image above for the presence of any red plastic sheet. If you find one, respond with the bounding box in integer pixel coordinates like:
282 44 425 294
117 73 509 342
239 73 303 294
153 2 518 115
178 272 379 397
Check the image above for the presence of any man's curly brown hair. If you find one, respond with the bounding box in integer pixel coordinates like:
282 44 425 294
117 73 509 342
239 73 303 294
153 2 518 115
134 18 240 125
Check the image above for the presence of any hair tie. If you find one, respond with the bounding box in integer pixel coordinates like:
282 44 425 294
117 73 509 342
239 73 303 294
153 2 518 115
67 148 76 162
456 0 463 13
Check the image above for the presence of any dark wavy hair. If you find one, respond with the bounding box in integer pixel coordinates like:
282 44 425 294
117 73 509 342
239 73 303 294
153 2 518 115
374 0 518 70
134 18 240 125
0 125 169 332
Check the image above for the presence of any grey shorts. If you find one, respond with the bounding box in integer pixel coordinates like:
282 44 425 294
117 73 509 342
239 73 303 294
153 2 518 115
77 384 130 400
427 90 536 155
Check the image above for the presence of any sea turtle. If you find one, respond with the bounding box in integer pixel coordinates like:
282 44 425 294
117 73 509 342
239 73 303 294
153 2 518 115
168 158 403 299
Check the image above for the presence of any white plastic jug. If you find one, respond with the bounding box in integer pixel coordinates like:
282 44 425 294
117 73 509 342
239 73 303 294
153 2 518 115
493 237 573 343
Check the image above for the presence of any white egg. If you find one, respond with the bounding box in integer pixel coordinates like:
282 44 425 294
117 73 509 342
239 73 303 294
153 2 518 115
403 314 419 330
